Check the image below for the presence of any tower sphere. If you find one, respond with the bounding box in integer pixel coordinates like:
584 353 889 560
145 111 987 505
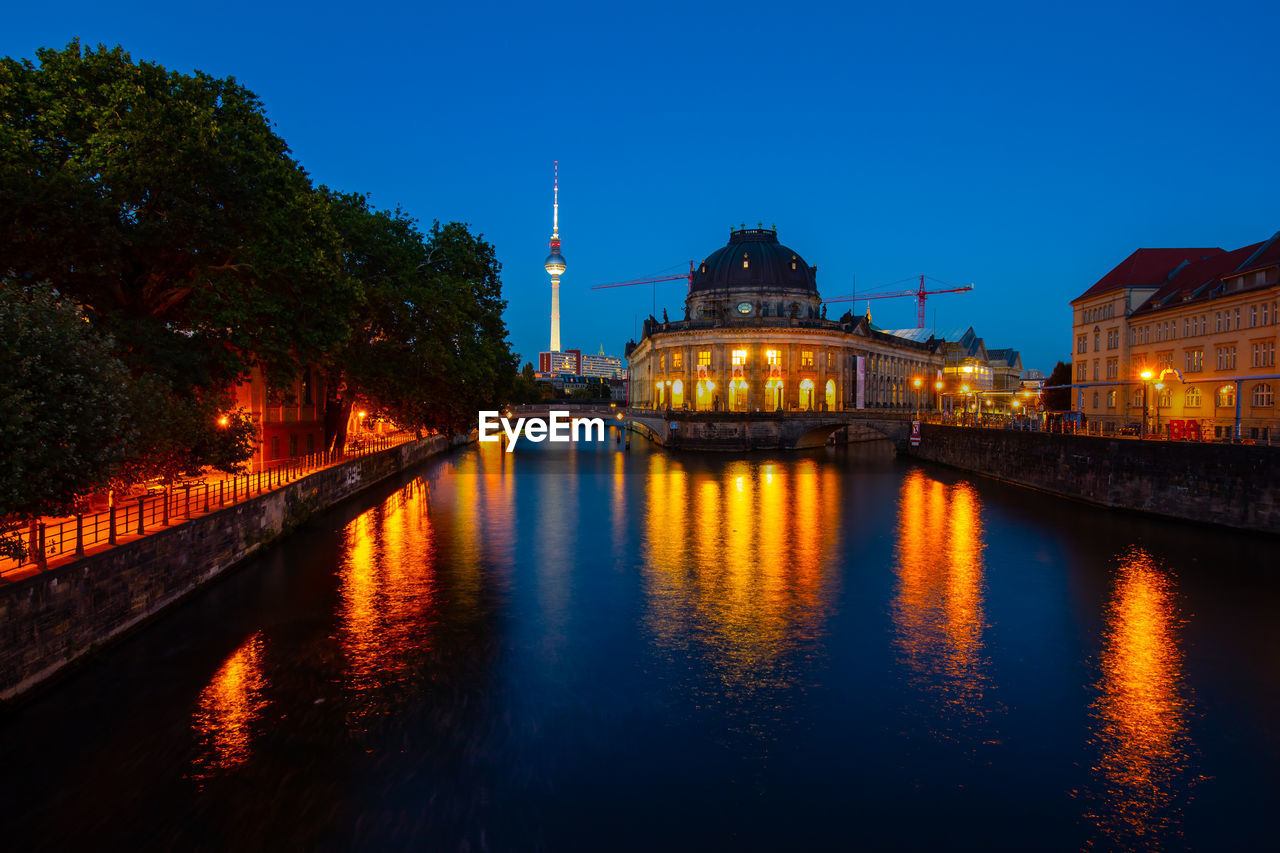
545 250 566 276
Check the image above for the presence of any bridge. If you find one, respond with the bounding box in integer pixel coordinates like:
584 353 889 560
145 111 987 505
623 409 913 451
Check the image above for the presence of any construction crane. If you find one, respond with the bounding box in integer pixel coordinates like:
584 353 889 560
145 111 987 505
589 261 694 315
823 274 974 328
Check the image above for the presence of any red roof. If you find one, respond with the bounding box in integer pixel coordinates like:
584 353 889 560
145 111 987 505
1233 232 1280 276
1072 247 1224 303
1133 233 1278 317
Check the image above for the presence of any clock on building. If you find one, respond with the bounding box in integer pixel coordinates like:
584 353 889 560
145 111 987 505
736 301 753 314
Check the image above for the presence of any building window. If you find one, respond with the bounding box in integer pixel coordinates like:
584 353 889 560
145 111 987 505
1184 386 1202 408
1132 389 1143 408
301 368 313 405
306 433 315 453
1253 383 1274 408
765 349 780 366
1234 308 1241 329
270 435 280 460
698 350 711 366
1076 362 1086 381
1157 388 1171 408
826 351 835 369
1216 346 1237 370
1107 390 1117 408
289 434 298 457
671 351 682 369
659 354 665 371
1106 358 1118 379
1217 385 1236 408
1183 319 1190 337
1264 303 1272 325
1092 391 1099 408
731 349 747 366
1185 349 1203 372
742 254 749 269
1094 332 1100 351
1251 305 1258 327
1253 342 1276 367
801 350 814 367
1092 361 1099 381
1216 312 1223 333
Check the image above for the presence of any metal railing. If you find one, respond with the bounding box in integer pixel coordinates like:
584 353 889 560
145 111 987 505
1 433 414 579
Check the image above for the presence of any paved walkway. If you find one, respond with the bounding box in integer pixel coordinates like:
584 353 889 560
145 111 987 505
1 433 418 584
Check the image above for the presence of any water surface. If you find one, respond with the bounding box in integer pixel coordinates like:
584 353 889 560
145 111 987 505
3 437 1278 851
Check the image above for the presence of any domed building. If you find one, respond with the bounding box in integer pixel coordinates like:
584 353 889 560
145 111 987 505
626 226 944 415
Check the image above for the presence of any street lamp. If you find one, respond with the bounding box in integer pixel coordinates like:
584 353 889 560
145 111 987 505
912 377 922 419
1153 381 1165 438
961 384 971 426
1139 370 1153 438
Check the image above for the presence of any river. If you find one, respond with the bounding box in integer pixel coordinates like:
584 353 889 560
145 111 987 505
2 437 1277 851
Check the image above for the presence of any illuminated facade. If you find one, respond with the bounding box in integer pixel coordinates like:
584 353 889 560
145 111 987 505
1070 231 1280 439
627 227 941 412
232 366 327 469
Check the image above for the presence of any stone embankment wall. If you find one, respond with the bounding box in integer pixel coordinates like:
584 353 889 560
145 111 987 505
0 435 461 701
906 425 1280 534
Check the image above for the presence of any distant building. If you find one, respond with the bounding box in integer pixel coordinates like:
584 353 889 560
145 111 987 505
884 327 1030 417
232 366 326 470
539 349 581 374
1070 230 1279 439
580 347 626 379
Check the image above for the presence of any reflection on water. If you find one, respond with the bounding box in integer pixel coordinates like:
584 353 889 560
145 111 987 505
1083 546 1196 850
891 469 996 744
338 480 439 729
190 631 268 784
641 454 840 731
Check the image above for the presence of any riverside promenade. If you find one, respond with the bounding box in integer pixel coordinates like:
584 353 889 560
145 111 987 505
1 433 417 583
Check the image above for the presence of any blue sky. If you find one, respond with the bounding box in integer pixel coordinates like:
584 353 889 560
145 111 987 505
5 0 1278 372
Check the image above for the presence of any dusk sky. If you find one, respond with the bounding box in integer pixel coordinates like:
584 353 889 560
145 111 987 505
6 0 1278 373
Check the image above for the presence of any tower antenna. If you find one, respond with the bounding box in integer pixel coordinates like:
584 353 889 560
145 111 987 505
544 161 566 351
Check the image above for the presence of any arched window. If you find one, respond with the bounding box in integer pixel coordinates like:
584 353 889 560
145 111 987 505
1157 388 1171 408
1217 385 1236 408
1252 383 1274 408
825 379 836 411
671 379 684 409
1184 386 1202 408
799 378 815 410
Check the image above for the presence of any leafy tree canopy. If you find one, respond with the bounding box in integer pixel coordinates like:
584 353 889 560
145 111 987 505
1044 360 1073 411
0 40 355 391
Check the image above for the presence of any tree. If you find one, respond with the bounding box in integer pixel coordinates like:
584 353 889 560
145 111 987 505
0 41 355 478
0 282 136 559
320 190 517 441
1044 360 1073 411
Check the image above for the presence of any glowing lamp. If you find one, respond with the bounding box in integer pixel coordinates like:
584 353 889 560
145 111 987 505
913 378 922 388
1140 370 1153 380
218 416 229 427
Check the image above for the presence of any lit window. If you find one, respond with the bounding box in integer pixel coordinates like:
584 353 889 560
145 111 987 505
765 349 780 366
671 351 682 369
732 349 747 366
697 350 711 366
801 351 814 367
1184 386 1201 407
743 254 749 269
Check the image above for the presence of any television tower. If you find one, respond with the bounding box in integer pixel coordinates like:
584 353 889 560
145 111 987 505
544 161 566 352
